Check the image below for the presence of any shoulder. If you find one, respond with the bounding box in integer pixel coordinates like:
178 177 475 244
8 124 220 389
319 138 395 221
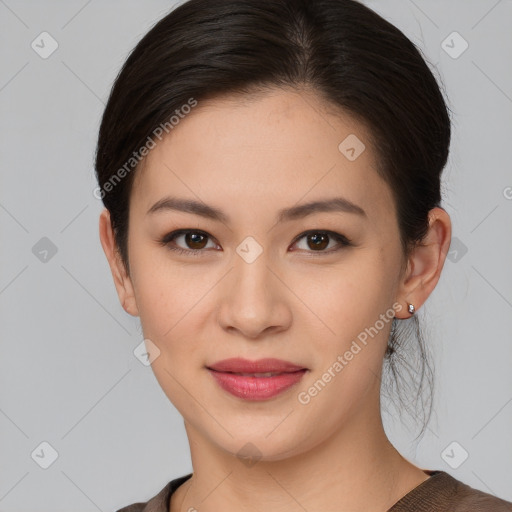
447 473 512 511
116 504 146 512
389 470 512 512
115 484 169 512
114 474 193 512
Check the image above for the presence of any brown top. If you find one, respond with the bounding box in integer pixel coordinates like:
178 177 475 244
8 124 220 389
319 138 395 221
116 470 512 512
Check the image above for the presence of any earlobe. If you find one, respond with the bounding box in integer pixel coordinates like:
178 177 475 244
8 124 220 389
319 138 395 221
395 207 452 319
98 208 140 317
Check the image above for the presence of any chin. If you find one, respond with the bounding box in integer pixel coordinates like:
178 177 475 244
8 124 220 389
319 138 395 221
213 430 311 465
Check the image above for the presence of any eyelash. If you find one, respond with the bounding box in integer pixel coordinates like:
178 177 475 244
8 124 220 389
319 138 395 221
159 229 352 257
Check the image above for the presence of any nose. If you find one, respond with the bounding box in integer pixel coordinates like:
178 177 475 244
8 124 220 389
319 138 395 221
217 248 292 340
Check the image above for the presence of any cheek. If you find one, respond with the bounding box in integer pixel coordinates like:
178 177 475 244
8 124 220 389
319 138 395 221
292 262 396 416
295 259 399 407
129 244 201 336
293 255 395 340
129 254 218 395
130 258 209 408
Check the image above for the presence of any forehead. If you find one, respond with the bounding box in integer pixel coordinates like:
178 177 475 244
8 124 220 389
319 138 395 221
130 88 395 224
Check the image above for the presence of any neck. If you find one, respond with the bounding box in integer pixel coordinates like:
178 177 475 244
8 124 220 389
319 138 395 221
172 406 429 512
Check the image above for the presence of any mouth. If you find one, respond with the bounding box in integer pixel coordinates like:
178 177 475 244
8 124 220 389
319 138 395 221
206 357 308 374
209 371 296 377
205 359 308 401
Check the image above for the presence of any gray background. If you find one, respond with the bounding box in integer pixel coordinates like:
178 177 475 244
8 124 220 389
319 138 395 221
1 0 511 510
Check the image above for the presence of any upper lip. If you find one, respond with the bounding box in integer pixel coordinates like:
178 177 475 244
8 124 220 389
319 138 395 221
207 358 307 373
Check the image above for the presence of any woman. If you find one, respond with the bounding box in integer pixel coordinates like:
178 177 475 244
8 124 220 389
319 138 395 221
95 0 512 510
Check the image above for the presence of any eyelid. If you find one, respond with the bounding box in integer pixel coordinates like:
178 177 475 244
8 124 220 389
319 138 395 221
159 229 219 256
160 228 352 256
290 229 352 249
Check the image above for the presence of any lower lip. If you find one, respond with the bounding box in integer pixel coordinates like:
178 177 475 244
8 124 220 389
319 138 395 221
207 369 307 401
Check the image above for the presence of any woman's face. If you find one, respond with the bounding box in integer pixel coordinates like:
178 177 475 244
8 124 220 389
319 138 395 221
115 88 409 460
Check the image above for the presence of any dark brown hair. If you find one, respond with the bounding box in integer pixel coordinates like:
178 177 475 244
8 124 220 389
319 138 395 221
95 0 451 436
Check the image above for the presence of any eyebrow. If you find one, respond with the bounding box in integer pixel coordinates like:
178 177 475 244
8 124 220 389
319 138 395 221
146 195 367 223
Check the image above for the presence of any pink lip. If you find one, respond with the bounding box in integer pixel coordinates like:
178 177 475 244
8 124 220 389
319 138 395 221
206 358 308 401
207 357 306 373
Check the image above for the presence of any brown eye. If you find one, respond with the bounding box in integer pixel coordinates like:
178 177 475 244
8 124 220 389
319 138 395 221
292 230 352 255
160 229 351 257
184 231 208 249
160 229 217 256
306 232 329 251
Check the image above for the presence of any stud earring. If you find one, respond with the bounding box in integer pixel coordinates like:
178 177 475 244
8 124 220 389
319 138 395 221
407 303 415 315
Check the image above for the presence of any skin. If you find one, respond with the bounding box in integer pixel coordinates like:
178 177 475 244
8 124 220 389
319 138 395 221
99 87 451 512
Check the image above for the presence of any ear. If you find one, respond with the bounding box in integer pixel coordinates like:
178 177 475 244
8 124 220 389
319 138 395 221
98 208 139 317
395 207 452 319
